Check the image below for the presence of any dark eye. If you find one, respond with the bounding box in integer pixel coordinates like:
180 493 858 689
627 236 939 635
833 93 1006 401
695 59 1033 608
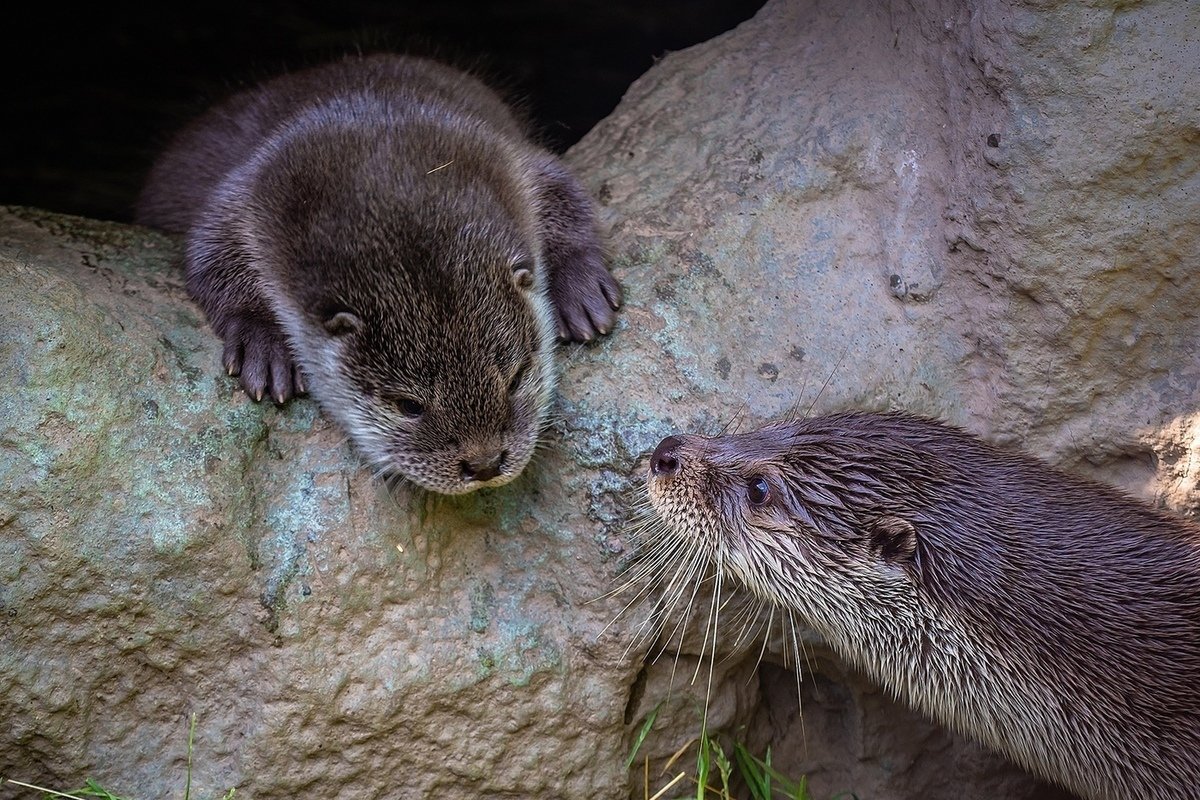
507 362 528 395
397 398 425 417
379 393 424 417
746 476 771 506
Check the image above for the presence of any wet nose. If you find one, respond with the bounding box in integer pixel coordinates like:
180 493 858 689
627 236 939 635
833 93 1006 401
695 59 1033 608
462 451 507 483
650 436 683 477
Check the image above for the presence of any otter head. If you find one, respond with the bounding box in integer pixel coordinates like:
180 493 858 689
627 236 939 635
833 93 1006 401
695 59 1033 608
644 413 946 638
298 254 556 495
255 112 558 494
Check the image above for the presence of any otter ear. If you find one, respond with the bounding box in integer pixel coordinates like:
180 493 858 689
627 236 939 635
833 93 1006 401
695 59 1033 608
511 259 536 291
322 310 362 337
867 515 918 572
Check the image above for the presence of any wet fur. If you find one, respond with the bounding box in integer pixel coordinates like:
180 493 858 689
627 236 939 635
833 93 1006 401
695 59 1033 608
647 410 1200 800
137 54 620 493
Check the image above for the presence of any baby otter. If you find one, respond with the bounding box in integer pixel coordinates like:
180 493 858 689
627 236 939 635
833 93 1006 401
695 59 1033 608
136 54 620 494
645 410 1200 800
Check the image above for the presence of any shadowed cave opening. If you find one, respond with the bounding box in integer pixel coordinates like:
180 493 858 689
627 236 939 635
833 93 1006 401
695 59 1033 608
4 0 766 224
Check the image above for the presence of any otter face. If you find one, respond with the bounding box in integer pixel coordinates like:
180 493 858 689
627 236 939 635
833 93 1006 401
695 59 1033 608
285 253 557 495
644 418 925 634
253 119 561 494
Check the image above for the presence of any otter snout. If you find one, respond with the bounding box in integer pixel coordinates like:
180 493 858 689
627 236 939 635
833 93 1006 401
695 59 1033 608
461 451 508 484
650 436 683 478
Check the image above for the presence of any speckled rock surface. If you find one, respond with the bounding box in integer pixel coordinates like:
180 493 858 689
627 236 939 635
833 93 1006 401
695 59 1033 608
2 0 1198 798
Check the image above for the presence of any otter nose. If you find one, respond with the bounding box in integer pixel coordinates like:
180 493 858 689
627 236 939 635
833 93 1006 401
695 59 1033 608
650 436 683 477
462 451 507 483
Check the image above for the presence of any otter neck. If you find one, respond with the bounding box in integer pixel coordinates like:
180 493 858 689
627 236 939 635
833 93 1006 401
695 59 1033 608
756 564 1135 800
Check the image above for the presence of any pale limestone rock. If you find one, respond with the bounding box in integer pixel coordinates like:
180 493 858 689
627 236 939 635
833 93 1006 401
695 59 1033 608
0 208 635 797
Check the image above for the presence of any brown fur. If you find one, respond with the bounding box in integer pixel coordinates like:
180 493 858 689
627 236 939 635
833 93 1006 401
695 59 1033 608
137 54 621 493
646 410 1200 800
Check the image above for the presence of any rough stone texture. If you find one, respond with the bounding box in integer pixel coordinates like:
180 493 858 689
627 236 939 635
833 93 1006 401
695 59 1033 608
1 1 1198 799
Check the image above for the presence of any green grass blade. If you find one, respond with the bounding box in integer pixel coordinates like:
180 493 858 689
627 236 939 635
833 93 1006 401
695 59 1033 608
732 742 770 800
625 701 664 770
711 737 732 796
733 742 816 799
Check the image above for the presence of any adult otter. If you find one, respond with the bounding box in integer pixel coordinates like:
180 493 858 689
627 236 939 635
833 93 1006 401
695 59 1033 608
137 54 620 494
645 410 1200 800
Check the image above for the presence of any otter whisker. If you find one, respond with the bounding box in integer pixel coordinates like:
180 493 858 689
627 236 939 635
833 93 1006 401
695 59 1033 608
599 518 675 600
697 562 725 728
660 561 714 685
745 602 776 689
692 553 725 688
603 540 691 644
727 592 769 655
614 520 691 594
718 404 750 437
785 377 810 426
802 346 848 418
646 580 699 667
785 606 807 756
789 607 816 683
618 534 708 658
618 550 688 612
655 552 716 653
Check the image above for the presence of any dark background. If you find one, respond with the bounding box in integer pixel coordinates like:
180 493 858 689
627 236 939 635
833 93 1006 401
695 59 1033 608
3 1 765 224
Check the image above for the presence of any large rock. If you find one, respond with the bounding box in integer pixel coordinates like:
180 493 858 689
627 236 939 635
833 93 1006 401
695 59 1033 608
2 1 1198 799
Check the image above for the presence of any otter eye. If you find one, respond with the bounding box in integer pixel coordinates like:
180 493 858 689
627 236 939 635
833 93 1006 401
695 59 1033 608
396 398 425 417
746 476 771 506
507 362 529 395
378 393 424 418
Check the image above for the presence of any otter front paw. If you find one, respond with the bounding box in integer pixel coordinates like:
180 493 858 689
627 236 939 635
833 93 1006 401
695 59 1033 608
218 315 305 404
549 249 623 343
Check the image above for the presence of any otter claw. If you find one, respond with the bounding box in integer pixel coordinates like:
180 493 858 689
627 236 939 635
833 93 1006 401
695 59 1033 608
218 314 297 403
550 253 622 343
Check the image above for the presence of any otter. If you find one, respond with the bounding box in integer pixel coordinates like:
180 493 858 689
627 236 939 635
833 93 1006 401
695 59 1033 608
136 53 620 494
645 410 1200 800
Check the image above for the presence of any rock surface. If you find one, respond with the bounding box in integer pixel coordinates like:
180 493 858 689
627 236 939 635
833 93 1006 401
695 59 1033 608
2 0 1198 799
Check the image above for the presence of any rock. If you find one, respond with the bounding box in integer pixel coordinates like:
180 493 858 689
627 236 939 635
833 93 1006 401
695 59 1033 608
2 0 1198 798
